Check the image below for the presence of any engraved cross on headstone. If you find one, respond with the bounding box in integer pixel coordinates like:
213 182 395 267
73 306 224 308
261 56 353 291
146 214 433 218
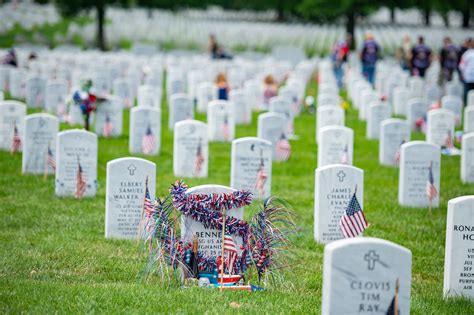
337 170 346 182
364 250 380 270
128 164 137 176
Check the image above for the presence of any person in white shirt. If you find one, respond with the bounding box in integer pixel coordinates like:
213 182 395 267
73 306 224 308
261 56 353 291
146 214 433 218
459 41 474 104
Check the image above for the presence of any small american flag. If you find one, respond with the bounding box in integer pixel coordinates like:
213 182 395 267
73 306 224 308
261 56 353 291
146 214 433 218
393 140 406 164
338 189 368 238
340 144 349 164
75 160 87 199
426 161 438 202
46 146 56 170
254 158 267 197
222 116 230 141
193 140 205 176
142 125 156 154
444 130 454 149
103 115 113 138
275 133 291 161
143 184 154 219
10 122 21 154
224 234 238 274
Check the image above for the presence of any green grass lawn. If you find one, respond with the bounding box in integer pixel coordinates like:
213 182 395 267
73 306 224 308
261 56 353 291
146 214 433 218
1 79 473 314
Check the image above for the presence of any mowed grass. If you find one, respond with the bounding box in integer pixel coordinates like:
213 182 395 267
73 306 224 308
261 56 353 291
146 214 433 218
1 78 473 314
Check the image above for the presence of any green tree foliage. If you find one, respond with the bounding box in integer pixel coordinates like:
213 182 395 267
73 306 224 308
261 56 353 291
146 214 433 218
55 0 129 50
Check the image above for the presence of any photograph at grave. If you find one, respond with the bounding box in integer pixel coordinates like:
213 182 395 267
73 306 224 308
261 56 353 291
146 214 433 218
1 0 474 312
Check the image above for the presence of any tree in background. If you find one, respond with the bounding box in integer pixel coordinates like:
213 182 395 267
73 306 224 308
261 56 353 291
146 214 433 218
296 0 379 47
55 0 129 50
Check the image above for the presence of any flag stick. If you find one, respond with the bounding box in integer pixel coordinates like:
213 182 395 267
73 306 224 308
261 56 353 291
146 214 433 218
220 207 227 292
43 148 48 180
136 176 149 244
394 278 399 315
429 200 432 215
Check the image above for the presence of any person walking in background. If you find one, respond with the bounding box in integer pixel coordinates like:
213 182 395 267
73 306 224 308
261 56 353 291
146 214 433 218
396 34 412 71
331 34 351 88
459 40 474 104
439 37 459 86
360 32 380 85
411 36 431 77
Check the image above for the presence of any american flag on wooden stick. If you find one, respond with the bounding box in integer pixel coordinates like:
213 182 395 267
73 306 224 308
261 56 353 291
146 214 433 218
10 122 21 154
254 155 267 197
142 125 155 154
224 234 238 274
340 144 349 164
426 161 438 202
444 130 454 149
193 139 205 176
75 159 87 199
222 116 230 141
275 133 291 161
393 140 406 165
103 115 113 138
46 145 56 170
338 187 368 238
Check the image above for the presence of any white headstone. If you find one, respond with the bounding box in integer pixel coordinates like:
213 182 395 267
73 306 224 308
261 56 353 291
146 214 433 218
45 81 68 115
173 120 208 178
230 137 272 199
26 76 46 108
113 78 134 108
169 93 193 130
229 89 251 125
95 96 123 137
407 98 428 131
314 164 363 244
316 106 345 143
181 185 244 258
257 112 287 160
322 237 412 314
105 157 156 239
137 85 161 108
269 96 294 135
318 126 354 167
441 95 463 126
464 106 474 134
129 107 161 155
55 129 98 197
379 119 410 167
197 82 217 113
398 141 441 208
461 133 474 184
9 68 26 99
21 113 59 174
443 195 474 299
426 109 455 147
366 103 391 140
393 87 409 116
0 100 26 151
207 100 235 142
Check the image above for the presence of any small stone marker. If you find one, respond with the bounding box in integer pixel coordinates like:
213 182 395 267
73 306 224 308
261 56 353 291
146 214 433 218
169 93 193 130
0 100 26 151
366 103 391 140
129 107 161 155
379 119 410 167
426 109 455 147
318 126 354 167
95 96 123 137
207 100 235 142
316 106 345 143
461 133 474 184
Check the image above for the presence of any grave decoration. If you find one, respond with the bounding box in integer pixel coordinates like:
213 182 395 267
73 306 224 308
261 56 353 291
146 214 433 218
70 79 104 131
140 180 296 291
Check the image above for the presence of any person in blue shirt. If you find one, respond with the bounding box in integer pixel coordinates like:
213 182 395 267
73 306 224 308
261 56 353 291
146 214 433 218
410 36 432 77
360 32 380 85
